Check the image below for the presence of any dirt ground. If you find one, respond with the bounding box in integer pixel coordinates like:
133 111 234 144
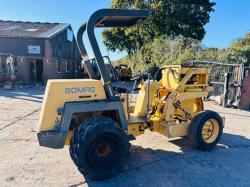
0 87 250 187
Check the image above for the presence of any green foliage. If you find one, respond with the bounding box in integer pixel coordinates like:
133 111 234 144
103 0 215 55
196 47 220 61
219 32 250 63
196 32 250 64
116 36 201 74
106 0 249 74
116 32 250 74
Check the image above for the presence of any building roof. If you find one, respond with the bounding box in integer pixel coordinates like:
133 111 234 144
0 20 70 38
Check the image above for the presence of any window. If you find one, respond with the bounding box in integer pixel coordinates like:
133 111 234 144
66 61 70 72
67 28 73 42
28 45 41 54
56 60 61 73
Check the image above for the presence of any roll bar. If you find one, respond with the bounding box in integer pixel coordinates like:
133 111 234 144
77 9 151 100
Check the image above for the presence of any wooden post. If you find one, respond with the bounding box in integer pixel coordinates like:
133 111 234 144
222 73 230 107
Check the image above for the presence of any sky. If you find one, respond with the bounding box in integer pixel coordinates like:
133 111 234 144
0 0 249 60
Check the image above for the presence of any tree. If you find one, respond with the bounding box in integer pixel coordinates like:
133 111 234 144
116 36 201 74
219 32 250 64
196 47 220 61
103 0 215 55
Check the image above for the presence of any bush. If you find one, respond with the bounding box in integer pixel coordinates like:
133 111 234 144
116 36 200 75
115 32 250 76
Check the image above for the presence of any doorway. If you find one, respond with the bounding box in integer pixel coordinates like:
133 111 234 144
29 59 43 82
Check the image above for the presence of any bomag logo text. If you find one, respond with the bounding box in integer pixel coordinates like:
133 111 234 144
65 87 96 94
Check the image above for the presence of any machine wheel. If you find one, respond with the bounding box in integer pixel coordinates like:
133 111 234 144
69 116 129 180
188 110 223 151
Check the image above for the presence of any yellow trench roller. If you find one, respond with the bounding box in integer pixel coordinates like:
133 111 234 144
37 9 224 181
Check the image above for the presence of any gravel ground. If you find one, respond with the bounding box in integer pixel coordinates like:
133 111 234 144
0 87 250 187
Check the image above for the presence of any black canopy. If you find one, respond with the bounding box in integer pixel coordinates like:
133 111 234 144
77 9 151 100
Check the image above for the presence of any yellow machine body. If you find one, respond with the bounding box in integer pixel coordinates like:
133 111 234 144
38 79 106 132
132 81 159 117
38 65 213 147
127 65 211 138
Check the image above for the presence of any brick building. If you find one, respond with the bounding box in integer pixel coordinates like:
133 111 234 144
0 20 81 83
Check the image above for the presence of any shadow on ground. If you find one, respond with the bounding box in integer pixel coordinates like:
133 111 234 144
73 133 250 187
0 87 44 103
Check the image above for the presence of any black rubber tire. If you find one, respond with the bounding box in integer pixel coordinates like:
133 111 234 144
188 110 224 151
69 116 129 180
